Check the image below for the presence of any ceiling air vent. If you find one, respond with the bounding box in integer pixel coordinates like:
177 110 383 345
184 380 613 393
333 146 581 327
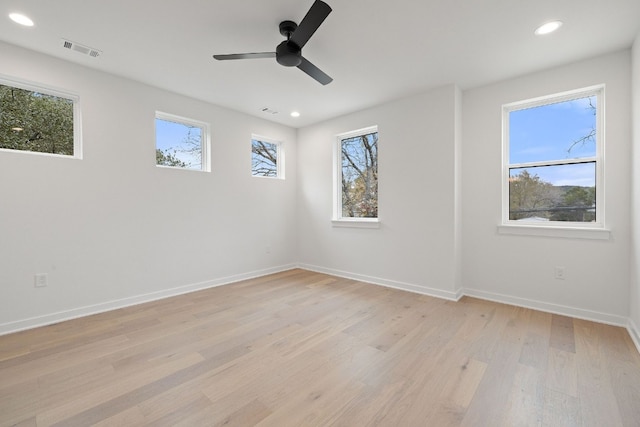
261 107 279 115
61 39 102 58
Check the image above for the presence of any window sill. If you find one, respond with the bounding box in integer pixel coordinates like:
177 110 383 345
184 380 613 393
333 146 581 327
332 218 380 229
497 224 610 240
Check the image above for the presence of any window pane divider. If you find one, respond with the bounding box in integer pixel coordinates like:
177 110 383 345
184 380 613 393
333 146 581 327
509 157 597 169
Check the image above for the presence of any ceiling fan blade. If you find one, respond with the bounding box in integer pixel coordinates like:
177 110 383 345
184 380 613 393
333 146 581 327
289 0 332 49
297 56 333 85
213 52 276 60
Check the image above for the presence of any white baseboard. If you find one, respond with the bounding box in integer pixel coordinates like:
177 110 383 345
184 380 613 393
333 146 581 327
2 263 636 357
463 287 628 327
297 264 627 327
297 266 636 354
629 318 640 354
298 263 463 301
0 264 297 336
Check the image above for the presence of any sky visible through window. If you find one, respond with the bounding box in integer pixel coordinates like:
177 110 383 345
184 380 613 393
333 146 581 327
251 139 278 177
155 118 202 169
509 96 596 186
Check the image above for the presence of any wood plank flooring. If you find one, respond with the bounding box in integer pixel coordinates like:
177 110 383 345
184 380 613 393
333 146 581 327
1 269 639 426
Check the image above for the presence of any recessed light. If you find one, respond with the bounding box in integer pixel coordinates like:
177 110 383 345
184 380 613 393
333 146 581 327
535 21 563 36
290 111 300 118
9 13 34 27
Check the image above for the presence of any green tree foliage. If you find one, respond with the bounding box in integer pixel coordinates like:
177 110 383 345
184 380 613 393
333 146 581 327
509 170 595 221
0 84 74 155
342 132 378 218
156 148 187 167
509 170 557 219
552 186 596 221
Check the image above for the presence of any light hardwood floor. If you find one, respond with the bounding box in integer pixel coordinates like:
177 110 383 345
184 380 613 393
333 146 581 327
1 269 639 426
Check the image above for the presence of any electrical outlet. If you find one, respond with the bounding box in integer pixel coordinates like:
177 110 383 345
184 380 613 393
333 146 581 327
554 266 566 280
34 273 48 287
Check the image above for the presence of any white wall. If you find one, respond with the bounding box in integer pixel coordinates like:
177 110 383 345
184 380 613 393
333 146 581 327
296 85 462 299
462 50 632 324
0 42 297 333
630 33 640 341
2 39 637 336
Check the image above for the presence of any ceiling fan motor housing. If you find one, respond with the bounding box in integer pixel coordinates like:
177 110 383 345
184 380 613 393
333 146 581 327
276 40 302 67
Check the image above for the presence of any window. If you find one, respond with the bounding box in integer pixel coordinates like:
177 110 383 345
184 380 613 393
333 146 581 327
251 136 283 178
0 78 80 158
155 112 209 171
334 126 379 224
503 86 603 228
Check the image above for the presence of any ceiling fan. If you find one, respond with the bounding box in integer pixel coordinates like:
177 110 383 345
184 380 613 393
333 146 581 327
213 0 333 85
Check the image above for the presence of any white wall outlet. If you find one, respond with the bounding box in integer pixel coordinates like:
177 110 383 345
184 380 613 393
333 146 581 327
554 266 566 280
34 273 48 287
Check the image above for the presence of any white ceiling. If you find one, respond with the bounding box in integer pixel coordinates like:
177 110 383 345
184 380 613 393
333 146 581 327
1 0 639 128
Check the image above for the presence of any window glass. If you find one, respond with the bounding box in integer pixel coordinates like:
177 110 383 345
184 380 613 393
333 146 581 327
504 88 602 225
155 112 208 171
509 96 597 164
338 128 378 219
251 138 280 178
0 82 76 156
509 163 596 222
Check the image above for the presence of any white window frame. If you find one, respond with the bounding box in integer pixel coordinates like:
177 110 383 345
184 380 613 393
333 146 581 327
0 75 82 159
500 85 609 240
333 125 380 228
251 134 284 179
155 111 210 172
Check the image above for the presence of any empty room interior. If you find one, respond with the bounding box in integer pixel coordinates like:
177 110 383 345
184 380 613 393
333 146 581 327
1 0 640 425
